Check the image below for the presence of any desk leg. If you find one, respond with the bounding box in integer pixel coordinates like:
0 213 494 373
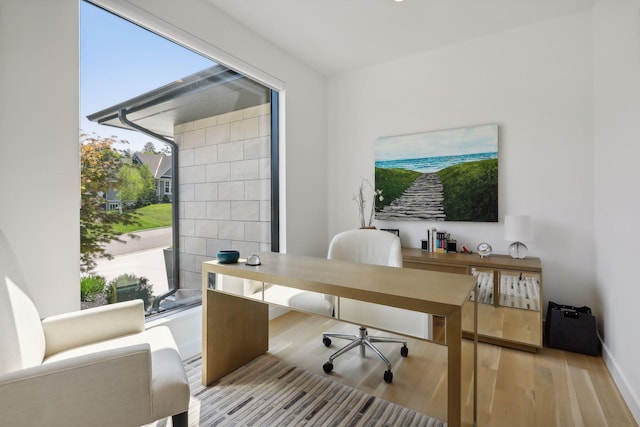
446 308 462 427
202 290 268 385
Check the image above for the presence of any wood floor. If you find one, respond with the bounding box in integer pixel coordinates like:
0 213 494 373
267 311 637 427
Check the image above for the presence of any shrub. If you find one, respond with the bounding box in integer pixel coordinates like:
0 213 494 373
80 275 106 302
106 273 154 309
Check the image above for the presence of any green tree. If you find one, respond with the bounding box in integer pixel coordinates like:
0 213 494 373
80 132 139 272
117 163 156 208
119 147 133 158
143 141 157 154
118 164 144 208
138 164 158 206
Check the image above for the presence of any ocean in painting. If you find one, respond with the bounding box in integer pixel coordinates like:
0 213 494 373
375 151 498 173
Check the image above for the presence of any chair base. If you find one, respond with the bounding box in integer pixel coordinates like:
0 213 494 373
322 326 408 383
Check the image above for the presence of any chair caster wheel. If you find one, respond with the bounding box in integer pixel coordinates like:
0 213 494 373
400 345 408 357
323 362 334 373
322 337 332 347
383 370 393 383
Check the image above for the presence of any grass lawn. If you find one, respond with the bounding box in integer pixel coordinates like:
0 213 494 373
112 203 172 234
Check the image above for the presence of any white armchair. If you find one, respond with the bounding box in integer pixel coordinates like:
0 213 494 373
0 230 190 427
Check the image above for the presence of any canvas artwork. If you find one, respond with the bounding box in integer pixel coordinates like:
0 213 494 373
374 123 498 222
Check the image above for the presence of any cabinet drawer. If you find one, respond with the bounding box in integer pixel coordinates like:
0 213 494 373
470 267 496 305
498 270 541 311
402 248 542 351
404 261 468 275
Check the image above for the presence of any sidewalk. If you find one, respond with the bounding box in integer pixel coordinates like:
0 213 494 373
93 227 172 296
102 227 172 255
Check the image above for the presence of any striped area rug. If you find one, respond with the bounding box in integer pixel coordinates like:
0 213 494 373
158 355 446 426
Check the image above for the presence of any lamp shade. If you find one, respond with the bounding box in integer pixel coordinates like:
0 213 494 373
504 215 533 242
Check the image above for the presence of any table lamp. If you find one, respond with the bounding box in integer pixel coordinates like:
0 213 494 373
504 215 532 259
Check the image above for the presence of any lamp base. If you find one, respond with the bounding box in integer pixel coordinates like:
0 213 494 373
509 241 528 259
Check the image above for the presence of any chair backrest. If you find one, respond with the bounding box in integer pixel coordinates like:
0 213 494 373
0 230 46 375
327 229 402 267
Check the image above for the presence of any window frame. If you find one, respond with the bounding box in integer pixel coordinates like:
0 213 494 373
85 0 285 316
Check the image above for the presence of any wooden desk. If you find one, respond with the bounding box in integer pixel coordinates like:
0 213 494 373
202 252 476 427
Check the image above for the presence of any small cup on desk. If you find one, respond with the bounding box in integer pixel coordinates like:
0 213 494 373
216 250 239 264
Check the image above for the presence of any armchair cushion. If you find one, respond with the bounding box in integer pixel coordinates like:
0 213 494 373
43 324 190 421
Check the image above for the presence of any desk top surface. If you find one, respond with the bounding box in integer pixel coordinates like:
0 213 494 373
203 252 475 316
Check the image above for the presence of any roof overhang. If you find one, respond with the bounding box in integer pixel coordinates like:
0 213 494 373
87 64 269 137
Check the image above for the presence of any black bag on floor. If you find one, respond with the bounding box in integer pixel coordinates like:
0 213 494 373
545 301 599 356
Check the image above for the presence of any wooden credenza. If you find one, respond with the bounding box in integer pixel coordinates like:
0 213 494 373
402 248 543 352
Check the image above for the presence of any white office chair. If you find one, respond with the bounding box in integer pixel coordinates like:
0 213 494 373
321 229 408 383
0 229 190 427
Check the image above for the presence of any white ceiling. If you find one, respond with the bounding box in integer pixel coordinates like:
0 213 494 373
205 0 595 76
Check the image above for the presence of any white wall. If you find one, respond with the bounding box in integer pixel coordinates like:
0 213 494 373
328 5 640 419
328 11 595 311
593 0 640 419
0 0 80 317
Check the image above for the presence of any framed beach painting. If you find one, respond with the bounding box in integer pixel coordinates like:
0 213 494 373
374 123 498 222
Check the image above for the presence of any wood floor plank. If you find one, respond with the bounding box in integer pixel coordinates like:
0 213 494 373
267 310 637 427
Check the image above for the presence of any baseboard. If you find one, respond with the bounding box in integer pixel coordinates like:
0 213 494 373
599 333 640 423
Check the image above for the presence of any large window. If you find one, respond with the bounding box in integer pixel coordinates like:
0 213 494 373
80 1 278 316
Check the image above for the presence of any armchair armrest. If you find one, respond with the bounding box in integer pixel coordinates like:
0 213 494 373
0 344 153 426
42 300 145 357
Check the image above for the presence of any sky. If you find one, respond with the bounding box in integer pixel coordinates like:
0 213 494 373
374 123 499 161
80 1 215 152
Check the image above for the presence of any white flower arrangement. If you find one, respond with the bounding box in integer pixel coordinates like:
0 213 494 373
353 179 384 228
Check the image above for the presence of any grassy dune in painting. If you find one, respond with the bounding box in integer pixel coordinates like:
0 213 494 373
374 167 422 211
438 158 498 222
375 159 497 221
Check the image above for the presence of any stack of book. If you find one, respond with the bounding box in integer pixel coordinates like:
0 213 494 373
421 228 456 253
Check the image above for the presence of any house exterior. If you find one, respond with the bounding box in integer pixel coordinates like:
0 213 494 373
103 152 173 211
132 152 173 202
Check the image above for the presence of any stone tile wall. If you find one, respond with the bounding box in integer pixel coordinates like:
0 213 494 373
175 103 271 289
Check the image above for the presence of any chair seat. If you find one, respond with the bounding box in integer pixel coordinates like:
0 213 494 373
248 285 333 316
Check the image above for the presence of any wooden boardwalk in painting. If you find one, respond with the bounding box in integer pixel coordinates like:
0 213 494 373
376 173 446 221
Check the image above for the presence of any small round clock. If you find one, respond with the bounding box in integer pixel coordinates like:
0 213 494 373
477 242 492 258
